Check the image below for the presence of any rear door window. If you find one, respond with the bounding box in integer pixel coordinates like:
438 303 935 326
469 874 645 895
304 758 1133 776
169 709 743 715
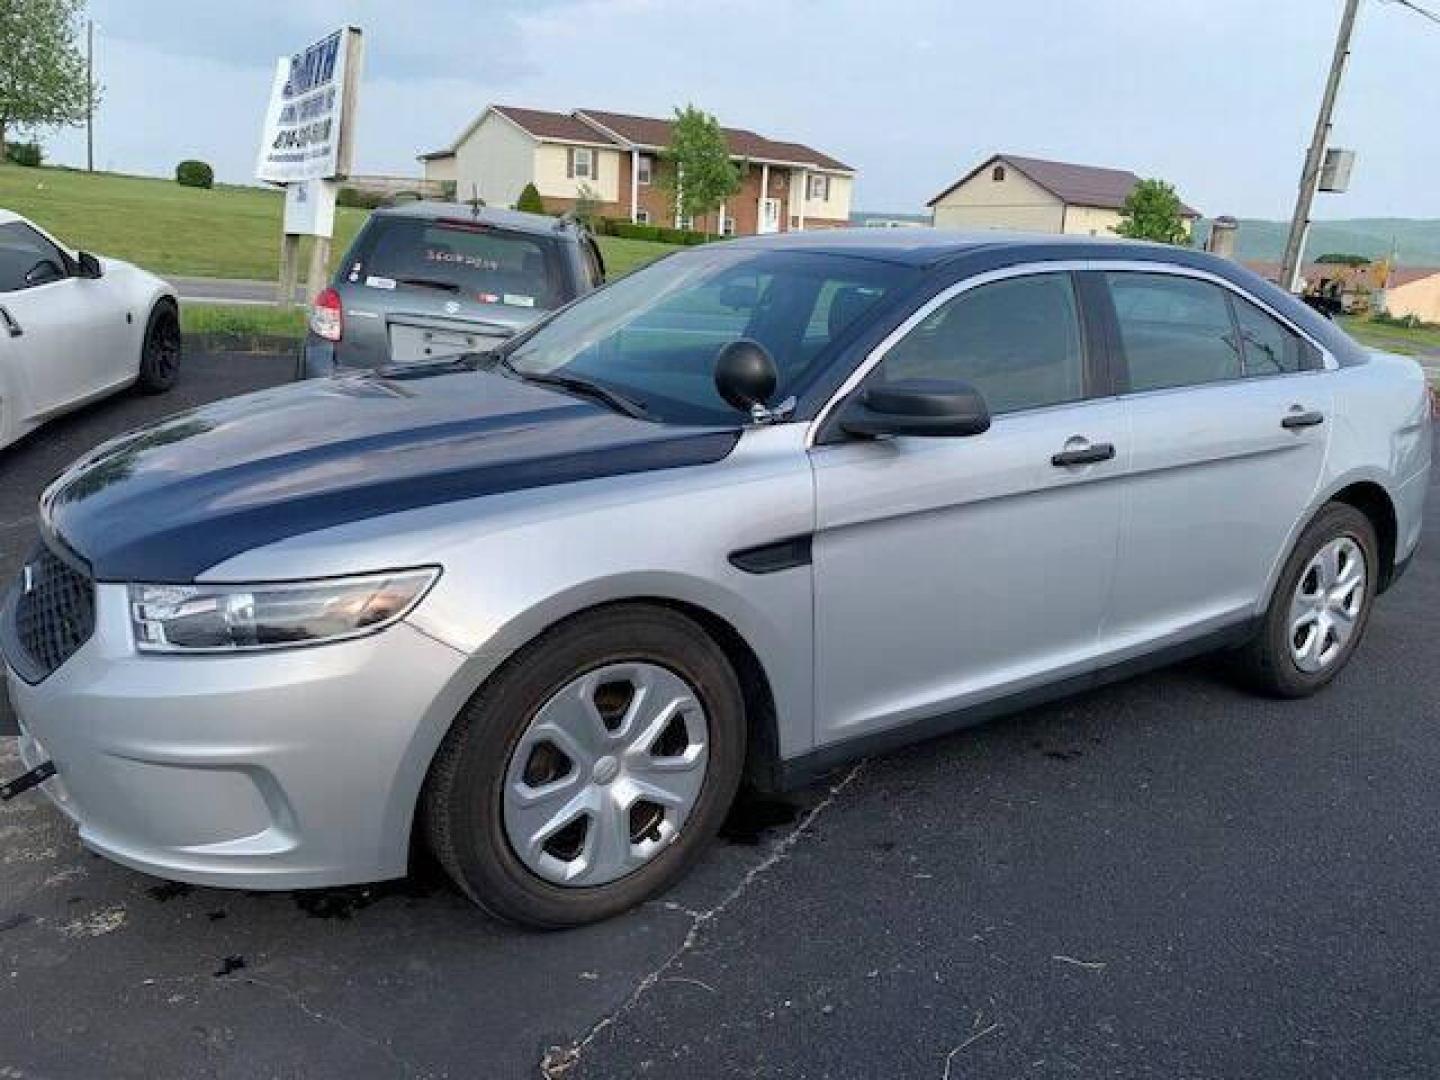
1106 272 1242 392
346 217 566 310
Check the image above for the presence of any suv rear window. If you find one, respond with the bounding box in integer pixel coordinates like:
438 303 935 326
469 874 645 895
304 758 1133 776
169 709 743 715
344 217 566 310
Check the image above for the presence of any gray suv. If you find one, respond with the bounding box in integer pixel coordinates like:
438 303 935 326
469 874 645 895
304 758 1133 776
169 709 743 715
299 201 606 378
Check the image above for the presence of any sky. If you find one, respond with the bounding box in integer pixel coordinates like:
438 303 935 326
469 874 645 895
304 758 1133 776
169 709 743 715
33 0 1440 219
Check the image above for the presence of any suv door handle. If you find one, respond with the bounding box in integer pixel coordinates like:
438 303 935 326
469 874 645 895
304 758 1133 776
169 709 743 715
1281 410 1324 430
0 306 21 338
1051 442 1116 467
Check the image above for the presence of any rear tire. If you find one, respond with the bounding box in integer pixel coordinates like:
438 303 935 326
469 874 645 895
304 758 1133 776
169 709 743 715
422 604 746 928
136 302 181 394
1235 503 1379 698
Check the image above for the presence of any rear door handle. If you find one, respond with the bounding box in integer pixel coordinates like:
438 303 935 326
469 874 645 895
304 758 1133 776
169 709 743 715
1281 410 1325 430
0 306 21 338
1051 442 1116 467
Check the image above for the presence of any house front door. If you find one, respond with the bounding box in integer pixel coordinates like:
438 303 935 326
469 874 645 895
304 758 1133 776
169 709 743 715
759 198 781 234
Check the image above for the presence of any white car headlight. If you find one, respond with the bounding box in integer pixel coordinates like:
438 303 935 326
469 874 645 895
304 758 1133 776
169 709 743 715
128 568 440 653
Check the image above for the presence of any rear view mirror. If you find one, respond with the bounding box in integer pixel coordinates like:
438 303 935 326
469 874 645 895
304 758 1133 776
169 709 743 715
839 378 991 439
717 280 760 310
77 252 104 279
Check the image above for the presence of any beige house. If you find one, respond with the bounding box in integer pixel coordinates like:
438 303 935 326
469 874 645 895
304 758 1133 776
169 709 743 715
928 153 1199 237
419 105 855 236
1378 267 1440 323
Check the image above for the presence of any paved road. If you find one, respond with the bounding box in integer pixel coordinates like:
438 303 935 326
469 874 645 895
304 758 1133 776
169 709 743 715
167 275 305 307
0 357 1436 1078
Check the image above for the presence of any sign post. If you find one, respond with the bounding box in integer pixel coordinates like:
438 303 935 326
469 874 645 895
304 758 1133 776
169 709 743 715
256 27 364 304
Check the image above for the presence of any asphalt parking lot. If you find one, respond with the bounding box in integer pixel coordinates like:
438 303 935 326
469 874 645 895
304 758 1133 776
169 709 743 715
1 351 1437 1079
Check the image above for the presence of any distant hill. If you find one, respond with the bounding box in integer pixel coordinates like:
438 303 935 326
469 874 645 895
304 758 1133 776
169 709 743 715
855 210 1440 270
1194 219 1440 268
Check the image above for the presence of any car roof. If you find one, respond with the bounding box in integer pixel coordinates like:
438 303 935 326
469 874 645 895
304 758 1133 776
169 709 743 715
369 200 578 240
723 227 1195 267
722 228 1369 368
0 209 26 227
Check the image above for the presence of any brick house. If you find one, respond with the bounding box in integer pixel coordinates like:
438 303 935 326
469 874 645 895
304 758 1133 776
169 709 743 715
419 105 855 235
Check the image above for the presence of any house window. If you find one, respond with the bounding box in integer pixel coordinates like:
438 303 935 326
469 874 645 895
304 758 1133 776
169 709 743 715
721 211 736 237
635 208 650 224
676 213 694 231
637 155 653 186
992 165 1006 182
807 174 830 202
571 147 594 180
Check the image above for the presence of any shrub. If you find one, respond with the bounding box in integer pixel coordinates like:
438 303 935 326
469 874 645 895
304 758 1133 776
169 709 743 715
175 160 214 188
4 141 43 167
516 182 546 214
336 186 388 210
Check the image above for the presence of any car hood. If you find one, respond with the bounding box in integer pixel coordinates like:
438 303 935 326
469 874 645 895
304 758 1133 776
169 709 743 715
41 364 739 581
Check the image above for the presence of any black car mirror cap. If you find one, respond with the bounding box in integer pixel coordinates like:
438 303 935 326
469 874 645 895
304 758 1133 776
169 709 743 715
839 378 992 439
76 252 104 279
714 338 778 413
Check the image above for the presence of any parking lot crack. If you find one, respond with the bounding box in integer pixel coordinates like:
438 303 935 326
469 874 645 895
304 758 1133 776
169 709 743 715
239 974 426 1078
539 761 866 1078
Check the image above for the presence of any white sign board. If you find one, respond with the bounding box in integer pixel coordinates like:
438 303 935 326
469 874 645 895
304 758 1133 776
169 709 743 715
283 178 338 237
256 28 361 184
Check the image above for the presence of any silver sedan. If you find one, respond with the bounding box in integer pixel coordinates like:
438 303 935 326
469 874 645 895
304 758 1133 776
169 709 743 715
3 230 1431 926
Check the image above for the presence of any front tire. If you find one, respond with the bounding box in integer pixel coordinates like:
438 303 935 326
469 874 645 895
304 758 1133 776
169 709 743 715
1236 503 1379 698
422 604 746 928
136 302 181 394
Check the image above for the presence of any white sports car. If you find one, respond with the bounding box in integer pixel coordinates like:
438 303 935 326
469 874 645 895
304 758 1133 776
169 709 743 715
0 209 180 451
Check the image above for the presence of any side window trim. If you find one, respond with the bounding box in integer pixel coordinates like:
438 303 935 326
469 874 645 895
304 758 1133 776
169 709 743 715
1229 291 1322 378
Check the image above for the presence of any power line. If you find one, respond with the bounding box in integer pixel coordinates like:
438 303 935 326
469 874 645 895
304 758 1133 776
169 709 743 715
1381 0 1440 27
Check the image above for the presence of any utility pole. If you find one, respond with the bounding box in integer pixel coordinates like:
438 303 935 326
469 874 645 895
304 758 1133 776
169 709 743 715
1279 0 1361 292
85 19 94 172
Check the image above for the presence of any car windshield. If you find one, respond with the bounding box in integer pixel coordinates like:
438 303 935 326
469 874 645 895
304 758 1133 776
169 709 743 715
503 248 917 424
345 216 566 311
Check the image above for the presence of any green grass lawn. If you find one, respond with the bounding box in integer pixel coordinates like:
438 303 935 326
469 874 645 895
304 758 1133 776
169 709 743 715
1 163 677 281
1339 315 1440 356
180 303 307 338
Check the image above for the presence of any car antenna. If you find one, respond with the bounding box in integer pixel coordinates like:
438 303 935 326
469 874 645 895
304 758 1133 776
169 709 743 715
554 210 577 232
469 184 485 218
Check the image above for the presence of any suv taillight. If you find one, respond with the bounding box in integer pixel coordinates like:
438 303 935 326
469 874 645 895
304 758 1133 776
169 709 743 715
311 287 343 342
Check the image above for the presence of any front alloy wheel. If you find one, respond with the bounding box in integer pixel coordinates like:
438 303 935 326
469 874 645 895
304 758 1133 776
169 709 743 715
422 604 745 928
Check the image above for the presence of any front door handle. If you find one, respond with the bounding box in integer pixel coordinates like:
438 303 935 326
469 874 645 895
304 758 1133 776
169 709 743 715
1281 410 1325 430
0 306 21 338
1051 442 1116 467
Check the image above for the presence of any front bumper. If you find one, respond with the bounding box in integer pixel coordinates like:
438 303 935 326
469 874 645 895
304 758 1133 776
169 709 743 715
6 582 470 889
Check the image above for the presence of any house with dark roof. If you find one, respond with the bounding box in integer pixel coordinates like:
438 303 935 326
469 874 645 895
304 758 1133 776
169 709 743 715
927 153 1200 237
420 105 855 236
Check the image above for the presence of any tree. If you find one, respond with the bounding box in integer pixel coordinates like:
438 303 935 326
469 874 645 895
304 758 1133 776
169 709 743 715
1114 178 1190 246
573 182 602 229
661 105 740 237
515 182 546 214
0 0 98 154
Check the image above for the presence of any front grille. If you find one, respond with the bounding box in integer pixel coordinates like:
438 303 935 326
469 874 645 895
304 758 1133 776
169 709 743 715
7 545 95 682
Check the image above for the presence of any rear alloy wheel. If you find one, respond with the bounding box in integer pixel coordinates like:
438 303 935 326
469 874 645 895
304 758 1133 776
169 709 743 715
422 605 746 928
136 303 181 393
1236 502 1379 698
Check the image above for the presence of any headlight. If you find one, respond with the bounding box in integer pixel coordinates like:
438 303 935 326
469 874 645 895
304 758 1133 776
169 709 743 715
128 568 440 653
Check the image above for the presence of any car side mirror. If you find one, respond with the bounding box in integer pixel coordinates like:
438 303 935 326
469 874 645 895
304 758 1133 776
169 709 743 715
77 252 104 279
23 259 65 287
714 338 778 414
839 378 991 439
